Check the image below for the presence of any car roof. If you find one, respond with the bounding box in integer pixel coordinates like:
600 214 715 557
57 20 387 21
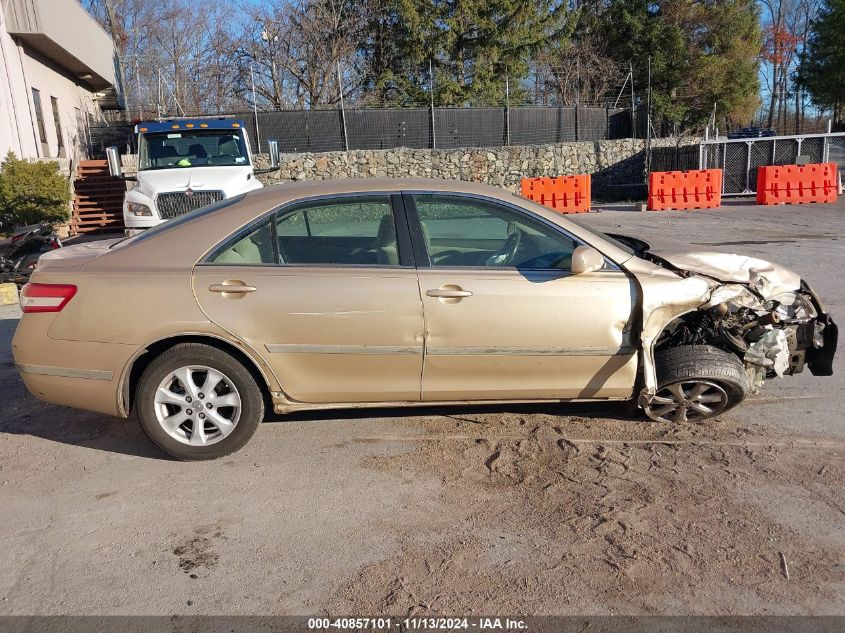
99 178 635 271
242 177 518 206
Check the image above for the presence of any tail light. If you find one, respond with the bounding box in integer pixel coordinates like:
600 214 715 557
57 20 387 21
50 236 62 249
20 283 77 313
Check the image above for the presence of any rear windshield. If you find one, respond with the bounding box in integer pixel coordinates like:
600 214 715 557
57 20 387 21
110 194 246 249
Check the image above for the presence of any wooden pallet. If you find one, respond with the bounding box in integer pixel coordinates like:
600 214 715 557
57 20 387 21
71 160 126 235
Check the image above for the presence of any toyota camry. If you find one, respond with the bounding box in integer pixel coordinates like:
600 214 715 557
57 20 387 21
12 179 837 460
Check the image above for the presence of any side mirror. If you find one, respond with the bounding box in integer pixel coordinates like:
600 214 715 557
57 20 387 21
106 146 123 178
571 245 605 274
267 139 280 169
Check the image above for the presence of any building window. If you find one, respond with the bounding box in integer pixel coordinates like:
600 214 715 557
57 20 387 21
31 88 48 156
50 97 65 158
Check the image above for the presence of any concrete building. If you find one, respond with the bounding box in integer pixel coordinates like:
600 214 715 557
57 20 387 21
0 0 124 165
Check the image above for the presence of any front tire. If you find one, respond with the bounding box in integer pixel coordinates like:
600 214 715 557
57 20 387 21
645 345 748 423
136 343 264 460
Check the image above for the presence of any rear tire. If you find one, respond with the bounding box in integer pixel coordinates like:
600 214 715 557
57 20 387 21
136 343 264 460
645 345 748 423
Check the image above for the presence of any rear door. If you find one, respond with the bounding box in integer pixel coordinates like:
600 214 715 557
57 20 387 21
405 192 638 401
193 193 425 403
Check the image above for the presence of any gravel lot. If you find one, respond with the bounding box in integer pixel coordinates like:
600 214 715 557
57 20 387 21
1 198 843 616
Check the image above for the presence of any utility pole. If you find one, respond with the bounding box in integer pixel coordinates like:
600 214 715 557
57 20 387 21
575 57 580 141
135 59 142 120
505 71 510 146
429 59 436 149
251 64 261 152
645 56 652 180
338 61 348 152
629 60 636 139
712 102 717 138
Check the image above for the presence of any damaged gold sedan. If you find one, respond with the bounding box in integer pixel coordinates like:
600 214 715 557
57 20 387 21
12 179 837 460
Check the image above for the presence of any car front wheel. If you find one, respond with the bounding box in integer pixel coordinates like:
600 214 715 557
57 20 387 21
645 345 748 424
136 343 264 460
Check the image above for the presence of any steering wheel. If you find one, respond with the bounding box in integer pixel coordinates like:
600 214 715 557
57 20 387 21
486 228 523 266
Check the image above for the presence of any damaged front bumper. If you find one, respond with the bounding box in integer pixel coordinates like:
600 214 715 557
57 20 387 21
742 284 837 387
637 276 837 411
804 293 838 377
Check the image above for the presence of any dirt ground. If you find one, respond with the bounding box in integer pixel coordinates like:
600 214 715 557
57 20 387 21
1 199 843 617
331 410 844 615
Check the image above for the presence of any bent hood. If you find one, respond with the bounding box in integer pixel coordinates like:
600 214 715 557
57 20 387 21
646 242 802 297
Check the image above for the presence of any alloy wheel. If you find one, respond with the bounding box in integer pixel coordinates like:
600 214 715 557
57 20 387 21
153 365 241 446
645 380 728 423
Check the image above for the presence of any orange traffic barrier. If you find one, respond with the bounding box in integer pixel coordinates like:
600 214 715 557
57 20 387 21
756 162 838 205
648 169 722 211
521 175 590 214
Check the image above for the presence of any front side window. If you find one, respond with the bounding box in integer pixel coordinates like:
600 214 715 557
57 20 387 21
411 194 580 269
209 196 400 266
138 130 250 170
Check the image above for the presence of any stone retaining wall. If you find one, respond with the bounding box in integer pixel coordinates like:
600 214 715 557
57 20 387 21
256 138 699 199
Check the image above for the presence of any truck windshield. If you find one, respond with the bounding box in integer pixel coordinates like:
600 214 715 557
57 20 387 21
138 129 250 171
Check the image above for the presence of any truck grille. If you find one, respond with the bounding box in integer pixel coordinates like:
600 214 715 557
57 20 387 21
157 190 224 219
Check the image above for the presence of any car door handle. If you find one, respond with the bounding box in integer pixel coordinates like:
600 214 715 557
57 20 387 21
426 288 473 298
208 283 257 294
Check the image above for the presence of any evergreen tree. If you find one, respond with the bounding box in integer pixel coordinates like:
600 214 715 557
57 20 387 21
797 0 845 126
599 0 761 131
365 0 573 106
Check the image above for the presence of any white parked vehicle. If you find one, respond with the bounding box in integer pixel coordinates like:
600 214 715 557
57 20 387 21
107 118 279 235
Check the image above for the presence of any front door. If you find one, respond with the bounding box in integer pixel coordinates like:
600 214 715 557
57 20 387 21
405 192 638 401
194 194 425 403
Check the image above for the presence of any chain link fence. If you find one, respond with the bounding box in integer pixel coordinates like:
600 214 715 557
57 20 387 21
91 105 647 157
700 133 845 195
648 143 701 173
230 105 641 154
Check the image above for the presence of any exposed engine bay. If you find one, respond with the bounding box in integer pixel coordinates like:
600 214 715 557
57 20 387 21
607 232 838 399
655 284 834 391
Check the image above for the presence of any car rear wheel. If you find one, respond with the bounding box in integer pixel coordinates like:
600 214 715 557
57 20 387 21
136 343 264 460
645 345 748 423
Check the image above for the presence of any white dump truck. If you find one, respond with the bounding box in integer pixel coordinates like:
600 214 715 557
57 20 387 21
107 117 279 235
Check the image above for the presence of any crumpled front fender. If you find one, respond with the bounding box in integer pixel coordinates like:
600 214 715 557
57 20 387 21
635 274 750 407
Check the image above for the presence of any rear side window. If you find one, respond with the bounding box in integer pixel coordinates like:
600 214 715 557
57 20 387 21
209 221 275 264
206 195 402 267
276 197 397 265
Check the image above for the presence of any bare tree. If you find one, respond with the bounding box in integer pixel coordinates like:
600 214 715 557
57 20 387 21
535 36 624 107
235 0 366 110
85 0 245 118
759 0 822 132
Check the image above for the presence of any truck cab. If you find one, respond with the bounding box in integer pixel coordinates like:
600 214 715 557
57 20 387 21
108 118 278 236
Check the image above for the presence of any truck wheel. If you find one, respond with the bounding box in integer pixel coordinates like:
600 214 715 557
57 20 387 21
645 345 748 423
136 343 264 460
